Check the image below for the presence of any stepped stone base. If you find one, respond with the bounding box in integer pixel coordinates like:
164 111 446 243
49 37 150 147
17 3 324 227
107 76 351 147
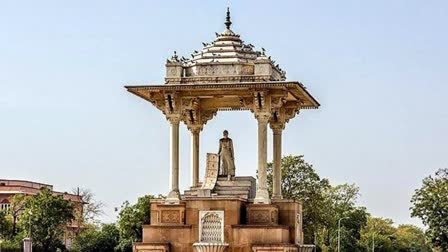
135 177 314 252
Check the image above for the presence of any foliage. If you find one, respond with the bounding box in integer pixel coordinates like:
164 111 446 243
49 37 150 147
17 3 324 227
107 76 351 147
394 224 431 252
0 238 22 252
70 223 119 252
411 168 448 251
0 209 12 238
360 217 396 252
19 187 75 252
9 194 27 237
317 184 368 252
359 217 431 252
267 155 330 243
267 155 369 251
116 195 153 252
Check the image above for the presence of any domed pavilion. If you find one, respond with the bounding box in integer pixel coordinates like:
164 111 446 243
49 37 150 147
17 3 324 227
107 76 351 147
126 8 319 252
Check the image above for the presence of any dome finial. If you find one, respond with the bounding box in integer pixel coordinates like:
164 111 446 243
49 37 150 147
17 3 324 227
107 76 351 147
225 7 232 29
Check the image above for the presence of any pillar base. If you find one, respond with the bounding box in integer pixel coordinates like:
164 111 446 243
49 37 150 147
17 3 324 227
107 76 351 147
254 189 271 204
166 190 180 204
271 194 283 200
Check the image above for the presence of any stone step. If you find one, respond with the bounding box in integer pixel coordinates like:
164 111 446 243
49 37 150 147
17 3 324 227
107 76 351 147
214 186 251 191
217 176 255 181
183 190 198 196
213 194 249 199
214 189 251 195
216 180 253 187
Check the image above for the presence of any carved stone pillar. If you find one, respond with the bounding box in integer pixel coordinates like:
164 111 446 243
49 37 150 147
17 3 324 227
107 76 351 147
255 112 271 204
167 115 181 203
271 123 283 199
189 125 202 187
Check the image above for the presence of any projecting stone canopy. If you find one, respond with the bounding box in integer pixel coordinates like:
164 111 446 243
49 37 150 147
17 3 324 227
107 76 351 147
127 82 317 130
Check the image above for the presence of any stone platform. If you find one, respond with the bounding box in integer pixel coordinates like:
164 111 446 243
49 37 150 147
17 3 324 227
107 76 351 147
134 176 308 252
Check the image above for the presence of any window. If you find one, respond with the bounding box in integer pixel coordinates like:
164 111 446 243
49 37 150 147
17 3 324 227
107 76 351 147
0 203 10 212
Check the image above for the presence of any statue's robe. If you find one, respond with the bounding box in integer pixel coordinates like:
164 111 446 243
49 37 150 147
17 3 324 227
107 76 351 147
218 137 235 176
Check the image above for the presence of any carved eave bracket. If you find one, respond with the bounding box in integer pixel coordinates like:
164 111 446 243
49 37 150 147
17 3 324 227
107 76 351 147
181 97 217 132
270 96 301 130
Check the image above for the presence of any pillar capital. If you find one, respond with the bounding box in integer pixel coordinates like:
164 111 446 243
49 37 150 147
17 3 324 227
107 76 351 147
255 112 271 124
187 124 203 134
270 122 284 134
166 114 181 124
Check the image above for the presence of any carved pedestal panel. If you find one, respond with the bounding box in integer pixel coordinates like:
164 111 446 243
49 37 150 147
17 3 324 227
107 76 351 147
150 203 186 225
246 204 279 225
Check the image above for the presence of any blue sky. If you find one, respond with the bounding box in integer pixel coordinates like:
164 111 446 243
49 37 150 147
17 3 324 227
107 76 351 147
1 1 447 226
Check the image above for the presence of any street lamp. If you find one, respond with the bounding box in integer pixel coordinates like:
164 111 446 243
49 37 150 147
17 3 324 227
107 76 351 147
337 217 349 252
372 221 376 252
23 210 33 252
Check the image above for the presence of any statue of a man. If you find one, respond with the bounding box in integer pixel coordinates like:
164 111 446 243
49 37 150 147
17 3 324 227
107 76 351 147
218 130 235 178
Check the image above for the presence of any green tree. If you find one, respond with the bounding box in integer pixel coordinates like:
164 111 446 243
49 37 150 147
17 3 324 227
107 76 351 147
71 223 119 252
318 184 367 252
0 209 11 238
116 195 153 252
411 168 448 250
19 187 74 252
360 217 397 252
267 155 330 244
393 224 431 252
268 155 370 251
9 194 27 237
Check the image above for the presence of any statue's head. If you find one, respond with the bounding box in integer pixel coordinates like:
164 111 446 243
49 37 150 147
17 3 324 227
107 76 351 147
223 130 229 137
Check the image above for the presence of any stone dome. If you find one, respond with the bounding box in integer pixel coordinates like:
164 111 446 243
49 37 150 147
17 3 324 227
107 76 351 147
165 8 286 84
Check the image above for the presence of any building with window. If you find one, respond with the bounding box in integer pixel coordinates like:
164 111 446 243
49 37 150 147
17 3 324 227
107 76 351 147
0 179 84 248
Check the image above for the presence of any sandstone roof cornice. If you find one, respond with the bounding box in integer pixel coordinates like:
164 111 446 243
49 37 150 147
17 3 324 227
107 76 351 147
125 81 320 109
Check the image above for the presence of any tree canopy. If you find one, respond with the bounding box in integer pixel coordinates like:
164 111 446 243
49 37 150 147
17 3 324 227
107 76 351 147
268 154 432 252
19 188 75 252
71 223 120 252
411 168 448 250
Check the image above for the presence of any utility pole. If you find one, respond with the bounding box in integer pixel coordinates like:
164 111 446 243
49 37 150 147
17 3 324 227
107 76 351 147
337 217 348 252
